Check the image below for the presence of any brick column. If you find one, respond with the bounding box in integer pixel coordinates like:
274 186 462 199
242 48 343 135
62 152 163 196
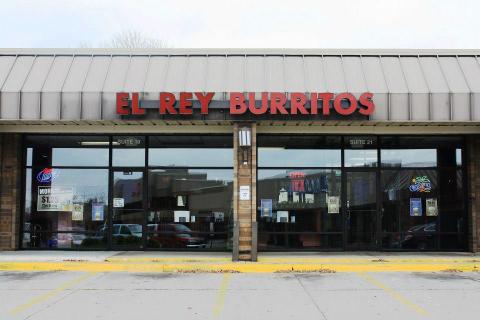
0 134 22 250
467 135 480 253
232 123 257 261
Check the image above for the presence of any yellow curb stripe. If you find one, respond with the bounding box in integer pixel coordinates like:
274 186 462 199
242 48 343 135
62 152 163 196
0 261 479 273
9 272 97 316
357 272 429 316
212 273 231 317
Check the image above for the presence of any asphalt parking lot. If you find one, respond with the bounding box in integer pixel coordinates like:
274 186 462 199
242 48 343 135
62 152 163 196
1 270 480 320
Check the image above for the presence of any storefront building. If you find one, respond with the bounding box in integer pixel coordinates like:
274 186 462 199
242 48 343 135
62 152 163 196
0 49 480 261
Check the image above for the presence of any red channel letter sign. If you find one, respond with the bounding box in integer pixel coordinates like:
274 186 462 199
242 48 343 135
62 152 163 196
116 92 375 116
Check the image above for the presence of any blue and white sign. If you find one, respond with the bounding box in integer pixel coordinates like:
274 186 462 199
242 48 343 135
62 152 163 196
36 168 59 183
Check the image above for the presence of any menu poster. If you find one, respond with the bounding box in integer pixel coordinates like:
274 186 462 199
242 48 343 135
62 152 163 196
72 204 84 221
410 198 423 217
37 186 73 212
426 198 438 216
260 199 273 218
327 196 340 214
92 203 104 221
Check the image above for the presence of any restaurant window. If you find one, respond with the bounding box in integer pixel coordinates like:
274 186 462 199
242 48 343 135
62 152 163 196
146 135 234 250
257 135 342 250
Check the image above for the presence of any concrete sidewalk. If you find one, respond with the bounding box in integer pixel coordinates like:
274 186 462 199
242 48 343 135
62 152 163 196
0 251 479 273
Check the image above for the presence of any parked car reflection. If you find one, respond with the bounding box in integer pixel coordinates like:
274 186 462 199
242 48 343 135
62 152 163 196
401 222 436 250
148 223 207 248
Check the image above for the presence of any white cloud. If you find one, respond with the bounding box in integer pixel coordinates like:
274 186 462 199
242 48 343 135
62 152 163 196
0 0 479 48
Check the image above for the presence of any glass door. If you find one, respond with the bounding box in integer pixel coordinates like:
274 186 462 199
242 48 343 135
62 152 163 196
111 170 145 249
344 171 378 250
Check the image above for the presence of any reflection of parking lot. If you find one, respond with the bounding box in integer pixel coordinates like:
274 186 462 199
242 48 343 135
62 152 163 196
2 271 480 319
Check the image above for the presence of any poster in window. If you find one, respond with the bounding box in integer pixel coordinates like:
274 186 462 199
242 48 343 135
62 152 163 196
72 204 84 221
292 192 300 203
92 203 104 221
410 198 423 216
174 210 190 222
260 199 273 217
37 186 73 212
278 188 288 203
327 196 340 214
426 198 438 216
305 193 314 204
276 211 289 223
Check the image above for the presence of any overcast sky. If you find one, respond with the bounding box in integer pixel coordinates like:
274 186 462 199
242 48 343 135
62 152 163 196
0 0 479 48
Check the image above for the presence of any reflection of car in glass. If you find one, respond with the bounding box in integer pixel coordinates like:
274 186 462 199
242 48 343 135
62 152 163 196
401 223 436 250
112 224 142 238
148 223 206 248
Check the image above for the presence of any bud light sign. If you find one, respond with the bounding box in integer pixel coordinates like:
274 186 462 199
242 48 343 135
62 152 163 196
36 168 58 183
409 176 432 193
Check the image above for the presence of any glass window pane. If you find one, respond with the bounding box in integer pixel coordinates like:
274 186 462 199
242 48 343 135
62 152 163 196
344 149 377 167
147 169 233 250
258 234 342 250
456 149 462 166
112 149 145 167
258 148 341 167
258 135 341 168
148 135 233 167
257 169 342 235
381 169 438 250
23 168 109 248
149 149 232 167
381 149 437 167
25 135 109 167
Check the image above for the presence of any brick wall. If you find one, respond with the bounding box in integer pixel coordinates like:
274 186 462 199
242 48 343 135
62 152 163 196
467 135 480 252
232 124 257 261
0 134 22 250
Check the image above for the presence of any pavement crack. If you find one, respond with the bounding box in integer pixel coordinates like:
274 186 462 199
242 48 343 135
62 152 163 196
294 274 328 320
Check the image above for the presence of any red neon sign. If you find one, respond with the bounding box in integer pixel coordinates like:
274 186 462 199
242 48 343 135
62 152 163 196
116 92 375 116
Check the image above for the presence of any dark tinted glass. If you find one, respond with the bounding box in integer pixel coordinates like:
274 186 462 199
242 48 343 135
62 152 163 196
112 136 145 167
258 136 341 167
148 135 233 167
25 135 109 167
23 168 109 249
381 149 437 167
258 169 342 234
147 169 233 250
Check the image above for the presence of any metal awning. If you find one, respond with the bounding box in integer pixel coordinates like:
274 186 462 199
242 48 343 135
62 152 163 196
1 48 480 122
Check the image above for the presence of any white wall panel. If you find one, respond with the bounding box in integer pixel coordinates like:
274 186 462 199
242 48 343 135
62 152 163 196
284 56 305 92
82 56 111 92
123 56 149 92
400 57 429 93
1 56 35 118
226 56 244 92
458 57 480 92
163 56 188 94
143 56 168 98
369 93 388 120
390 93 409 120
431 93 450 120
265 56 284 92
245 56 264 93
411 93 430 120
342 56 367 93
0 56 16 89
323 56 346 92
206 56 226 99
185 56 207 93
452 93 470 120
304 56 327 92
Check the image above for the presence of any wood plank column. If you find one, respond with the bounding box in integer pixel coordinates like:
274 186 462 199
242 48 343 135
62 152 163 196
232 123 257 261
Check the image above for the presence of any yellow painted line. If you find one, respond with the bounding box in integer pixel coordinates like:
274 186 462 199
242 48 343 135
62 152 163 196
106 257 231 263
0 261 479 273
9 272 97 316
212 273 231 317
357 272 429 316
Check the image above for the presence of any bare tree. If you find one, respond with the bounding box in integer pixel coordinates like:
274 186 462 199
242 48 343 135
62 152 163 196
100 30 168 49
